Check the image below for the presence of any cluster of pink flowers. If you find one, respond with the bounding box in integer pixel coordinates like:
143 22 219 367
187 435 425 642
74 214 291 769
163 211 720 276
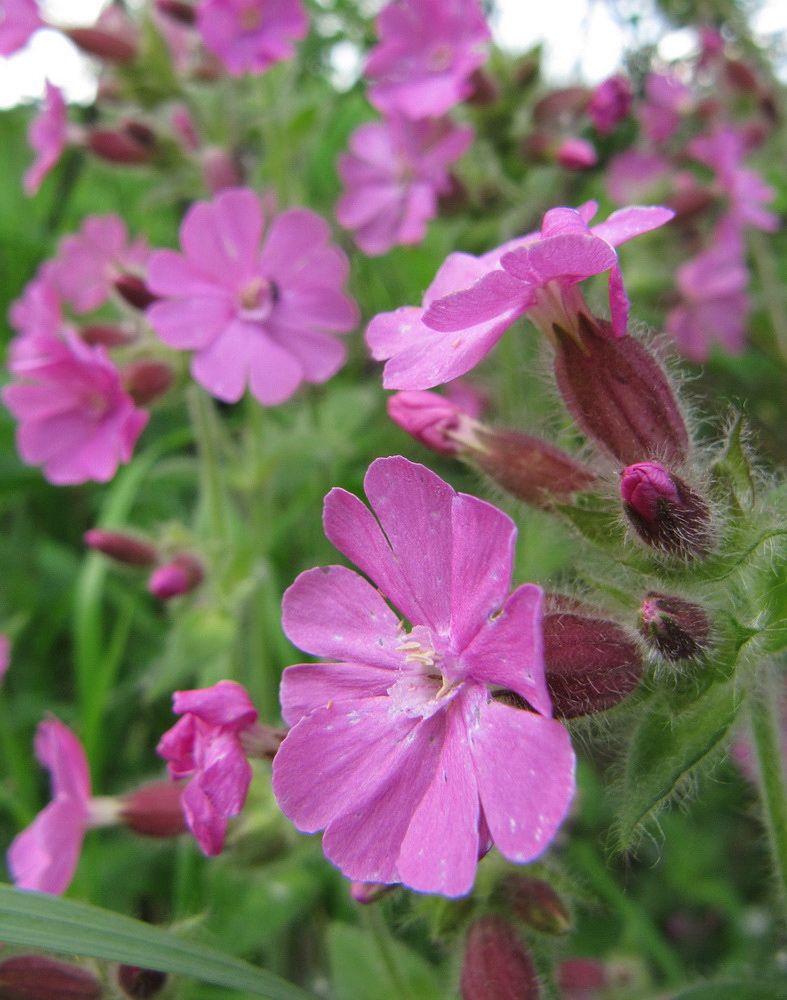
336 0 490 255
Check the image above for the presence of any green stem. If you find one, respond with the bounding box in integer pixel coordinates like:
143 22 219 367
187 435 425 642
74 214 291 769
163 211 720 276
363 905 414 1000
748 664 787 916
187 385 231 545
750 229 787 365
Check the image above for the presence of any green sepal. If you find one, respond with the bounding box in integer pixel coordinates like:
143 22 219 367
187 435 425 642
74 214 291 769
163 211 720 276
709 415 756 515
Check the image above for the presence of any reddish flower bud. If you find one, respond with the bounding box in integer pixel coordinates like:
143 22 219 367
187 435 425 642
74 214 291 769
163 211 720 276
502 875 571 935
148 555 204 600
62 27 137 64
114 274 158 311
620 462 713 559
556 137 598 170
121 360 174 406
119 780 188 838
665 186 715 225
558 958 607 1000
587 75 632 135
201 146 244 195
639 592 711 660
0 956 102 1000
87 130 156 165
461 916 540 1000
465 68 499 107
116 965 167 999
533 87 589 125
84 529 158 567
388 390 466 456
543 598 643 717
80 324 136 348
350 881 396 904
155 0 197 26
553 314 689 467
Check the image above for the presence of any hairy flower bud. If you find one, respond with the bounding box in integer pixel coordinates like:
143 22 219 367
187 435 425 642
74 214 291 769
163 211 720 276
119 780 188 838
543 598 643 717
62 26 137 64
0 956 102 1000
460 916 541 1000
114 274 158 311
620 462 713 559
639 592 711 660
121 360 174 406
84 529 158 567
502 875 571 935
148 555 204 600
116 966 167 999
553 314 689 467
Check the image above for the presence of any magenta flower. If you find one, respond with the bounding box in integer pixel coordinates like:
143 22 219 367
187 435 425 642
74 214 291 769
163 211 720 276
639 72 693 144
0 634 9 686
365 0 491 119
336 115 473 256
24 81 70 197
157 681 259 856
7 717 91 894
587 75 632 135
3 332 148 485
369 202 673 390
146 187 358 405
0 0 43 56
272 456 576 897
196 0 307 77
46 214 150 315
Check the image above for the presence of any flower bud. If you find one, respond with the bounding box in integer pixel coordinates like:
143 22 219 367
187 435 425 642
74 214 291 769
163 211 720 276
87 124 156 165
350 881 396 904
502 875 571 935
80 324 136 348
639 592 711 661
155 0 197 25
543 598 643 717
558 957 607 1000
620 462 713 559
201 147 244 194
113 274 158 311
148 555 204 600
62 27 137 64
121 360 174 406
117 965 167 999
84 529 157 567
553 314 689 467
587 75 632 135
0 956 102 1000
388 391 466 456
556 137 597 170
119 780 188 838
461 916 540 1000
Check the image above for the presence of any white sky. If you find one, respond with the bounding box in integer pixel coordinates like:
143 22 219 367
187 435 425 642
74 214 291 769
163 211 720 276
0 0 784 110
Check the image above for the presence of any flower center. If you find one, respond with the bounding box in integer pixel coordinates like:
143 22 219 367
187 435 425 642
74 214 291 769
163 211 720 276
428 43 453 73
388 628 460 718
238 276 277 321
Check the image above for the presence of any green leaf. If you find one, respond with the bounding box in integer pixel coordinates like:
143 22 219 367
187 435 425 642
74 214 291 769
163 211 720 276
614 682 741 849
553 495 627 551
670 980 787 1000
709 415 756 514
327 922 443 1000
0 885 316 999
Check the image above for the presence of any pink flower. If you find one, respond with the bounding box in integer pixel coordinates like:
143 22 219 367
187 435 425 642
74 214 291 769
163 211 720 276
556 137 597 170
146 188 358 405
196 0 307 77
365 0 491 119
3 332 148 485
336 115 473 256
272 456 576 897
587 75 632 135
0 0 43 56
638 72 693 144
7 717 91 894
157 681 259 855
46 215 150 314
605 149 672 205
368 202 673 389
0 634 10 685
24 81 70 196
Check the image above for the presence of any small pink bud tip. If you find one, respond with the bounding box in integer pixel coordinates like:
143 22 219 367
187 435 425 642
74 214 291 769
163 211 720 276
117 965 167 999
0 956 102 1000
461 916 541 1000
350 881 396 904
620 462 713 559
556 137 598 171
84 529 158 567
502 875 571 935
120 780 189 838
148 555 204 600
114 274 158 311
121 360 174 406
388 391 464 456
639 592 711 661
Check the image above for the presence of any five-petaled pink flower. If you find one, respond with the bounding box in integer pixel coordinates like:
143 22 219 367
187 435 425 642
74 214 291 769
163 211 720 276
365 0 491 119
157 680 259 856
196 0 308 77
272 456 576 897
0 0 44 56
3 331 148 485
336 115 473 256
368 201 673 389
24 81 70 197
7 717 92 894
146 187 358 405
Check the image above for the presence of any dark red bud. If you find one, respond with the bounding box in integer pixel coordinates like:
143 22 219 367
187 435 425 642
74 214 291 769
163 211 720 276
87 130 155 165
350 881 396 904
533 87 589 125
80 323 137 347
114 274 158 311
460 916 540 1000
558 957 607 1000
620 462 713 559
119 780 188 837
553 314 690 467
437 172 469 215
543 598 643 717
724 59 760 95
0 956 102 1000
121 360 174 406
639 592 711 660
465 68 499 107
502 875 571 935
148 555 204 600
116 965 167 999
154 0 197 25
62 27 137 63
665 186 716 224
84 529 158 567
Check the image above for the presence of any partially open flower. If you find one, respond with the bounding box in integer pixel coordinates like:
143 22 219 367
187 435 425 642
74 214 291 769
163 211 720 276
639 592 711 660
621 462 713 559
